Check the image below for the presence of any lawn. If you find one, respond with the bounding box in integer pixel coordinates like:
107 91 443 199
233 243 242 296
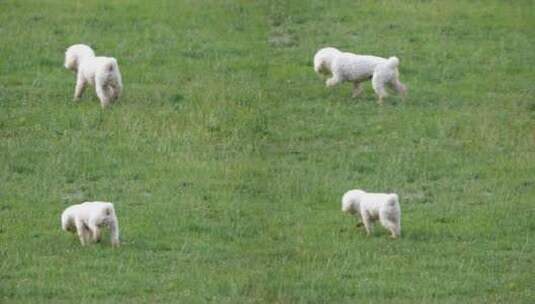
1 0 534 303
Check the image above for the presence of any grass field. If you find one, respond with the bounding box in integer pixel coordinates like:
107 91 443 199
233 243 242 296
1 0 534 303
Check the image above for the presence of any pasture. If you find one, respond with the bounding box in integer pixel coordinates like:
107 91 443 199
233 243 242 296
1 0 534 303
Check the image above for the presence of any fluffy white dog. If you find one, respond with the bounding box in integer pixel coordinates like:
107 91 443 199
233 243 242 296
341 189 401 238
314 47 407 104
61 201 120 246
64 44 123 108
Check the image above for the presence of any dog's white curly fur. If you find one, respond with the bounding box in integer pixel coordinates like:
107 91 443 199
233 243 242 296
314 47 407 104
342 189 401 238
61 201 120 246
64 44 123 108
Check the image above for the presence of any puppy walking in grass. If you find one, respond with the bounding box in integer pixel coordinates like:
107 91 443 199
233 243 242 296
61 201 120 247
64 44 123 108
342 189 401 238
314 47 407 104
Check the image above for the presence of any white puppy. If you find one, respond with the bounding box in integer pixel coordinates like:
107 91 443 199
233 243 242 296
64 44 123 108
61 201 120 246
314 47 407 104
341 189 401 238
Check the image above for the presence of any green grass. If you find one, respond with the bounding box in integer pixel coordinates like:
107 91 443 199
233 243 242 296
1 0 534 303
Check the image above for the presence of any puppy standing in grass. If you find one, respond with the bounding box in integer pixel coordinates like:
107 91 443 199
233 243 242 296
342 189 401 238
61 201 120 247
64 44 123 108
314 47 407 104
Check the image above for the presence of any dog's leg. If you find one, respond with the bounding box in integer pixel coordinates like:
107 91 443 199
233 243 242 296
361 214 372 236
326 73 342 87
73 74 86 101
77 230 87 246
75 219 88 246
88 222 101 242
94 228 102 242
379 212 400 239
372 74 388 105
352 82 363 98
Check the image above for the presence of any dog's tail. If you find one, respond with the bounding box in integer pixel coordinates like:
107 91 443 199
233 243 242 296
103 203 120 247
109 216 120 247
385 56 400 69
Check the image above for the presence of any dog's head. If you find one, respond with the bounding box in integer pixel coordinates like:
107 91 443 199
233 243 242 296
341 198 356 214
398 82 408 95
313 47 340 76
64 44 95 71
341 189 364 214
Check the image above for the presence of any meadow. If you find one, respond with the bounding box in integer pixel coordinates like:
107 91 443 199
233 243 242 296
1 0 534 303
